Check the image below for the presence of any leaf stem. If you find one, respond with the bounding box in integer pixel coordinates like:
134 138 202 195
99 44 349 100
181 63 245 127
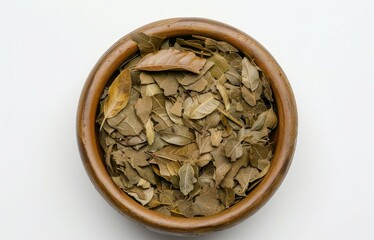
216 107 244 128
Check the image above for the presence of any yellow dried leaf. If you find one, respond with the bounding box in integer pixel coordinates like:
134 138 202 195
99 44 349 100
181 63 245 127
101 69 132 128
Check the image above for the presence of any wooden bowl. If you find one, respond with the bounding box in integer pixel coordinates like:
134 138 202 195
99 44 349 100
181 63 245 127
76 18 298 236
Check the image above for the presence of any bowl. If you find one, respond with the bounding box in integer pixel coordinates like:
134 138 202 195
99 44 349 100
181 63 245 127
76 18 297 236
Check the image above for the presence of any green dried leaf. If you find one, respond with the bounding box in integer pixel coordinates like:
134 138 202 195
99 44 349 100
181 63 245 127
132 32 164 56
192 186 224 216
165 100 183 125
178 163 197 195
216 83 231 110
152 108 173 131
182 76 208 92
208 53 229 83
224 137 243 162
189 92 220 119
158 125 195 146
208 128 223 147
152 145 190 162
218 188 235 208
176 61 214 86
211 146 232 185
134 96 153 124
194 153 212 168
225 65 241 86
249 143 274 168
139 72 155 84
196 132 214 154
234 166 259 195
241 57 260 91
170 97 183 117
238 128 269 144
221 146 249 188
251 107 277 130
153 72 180 96
144 83 163 96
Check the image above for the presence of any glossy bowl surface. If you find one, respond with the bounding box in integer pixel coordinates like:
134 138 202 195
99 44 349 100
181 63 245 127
77 18 298 236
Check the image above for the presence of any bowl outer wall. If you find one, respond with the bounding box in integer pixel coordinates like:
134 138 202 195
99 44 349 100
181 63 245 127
76 17 298 236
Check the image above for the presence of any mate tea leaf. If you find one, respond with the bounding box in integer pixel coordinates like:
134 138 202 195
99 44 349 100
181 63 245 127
97 33 278 218
101 68 132 128
178 163 197 195
135 48 206 74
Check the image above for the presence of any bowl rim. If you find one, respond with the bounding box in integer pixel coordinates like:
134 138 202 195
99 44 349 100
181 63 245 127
76 17 298 236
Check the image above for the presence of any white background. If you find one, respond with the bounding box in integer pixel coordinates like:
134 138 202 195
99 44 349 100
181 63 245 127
1 0 373 239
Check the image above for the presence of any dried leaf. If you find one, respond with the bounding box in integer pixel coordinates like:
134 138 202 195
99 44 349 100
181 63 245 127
165 100 183 125
249 143 274 168
135 48 206 74
234 166 259 194
242 57 260 91
216 83 231 110
134 96 153 124
225 65 241 86
102 69 132 127
258 159 271 171
183 77 208 92
154 206 171 216
166 161 182 176
211 146 232 185
189 92 220 119
208 53 229 82
139 72 155 84
145 119 155 145
112 147 150 168
176 61 214 85
239 128 269 145
152 108 173 131
209 39 238 53
195 153 212 168
221 146 249 188
192 186 224 216
111 175 132 190
146 133 167 153
178 163 197 195
203 111 221 130
241 85 256 106
224 137 243 162
137 178 151 189
169 97 183 117
174 199 194 217
251 107 277 130
153 72 179 96
132 32 164 56
208 129 223 147
216 105 244 128
195 132 214 154
108 92 143 136
218 188 235 208
158 125 195 146
144 83 163 96
152 145 190 162
126 187 154 206
136 166 157 185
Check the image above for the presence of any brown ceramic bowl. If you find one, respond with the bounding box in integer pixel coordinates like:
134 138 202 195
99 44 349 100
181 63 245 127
76 18 297 236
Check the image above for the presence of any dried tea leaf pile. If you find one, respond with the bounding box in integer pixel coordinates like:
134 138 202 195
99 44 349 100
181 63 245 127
97 33 277 217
